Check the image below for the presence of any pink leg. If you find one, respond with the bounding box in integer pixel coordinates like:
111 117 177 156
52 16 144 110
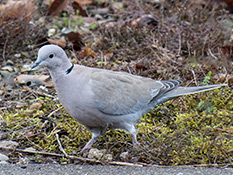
131 133 138 144
81 132 99 153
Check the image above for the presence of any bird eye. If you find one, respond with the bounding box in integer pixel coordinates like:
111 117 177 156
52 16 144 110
49 54 54 58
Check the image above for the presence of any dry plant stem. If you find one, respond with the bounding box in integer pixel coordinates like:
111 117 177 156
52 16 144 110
0 146 230 167
56 133 68 157
2 37 8 63
191 70 197 86
30 89 55 98
47 106 63 118
25 136 43 150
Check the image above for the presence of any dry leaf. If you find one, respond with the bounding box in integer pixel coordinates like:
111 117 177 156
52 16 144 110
72 1 87 16
0 0 35 23
15 74 50 85
78 46 96 59
103 50 113 61
73 0 93 6
48 0 68 16
67 31 84 51
47 38 67 48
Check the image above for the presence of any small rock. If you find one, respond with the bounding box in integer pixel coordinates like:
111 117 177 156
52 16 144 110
48 28 56 37
24 109 34 115
1 66 14 72
102 153 113 161
39 85 50 92
87 148 105 159
21 52 29 57
0 160 9 164
21 64 32 72
14 53 21 58
120 151 129 160
0 140 19 149
0 153 9 162
27 45 34 49
6 60 14 65
16 103 27 109
30 102 42 110
17 157 29 165
0 90 3 95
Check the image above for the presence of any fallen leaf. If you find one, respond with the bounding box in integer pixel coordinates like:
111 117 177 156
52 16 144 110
0 0 35 23
72 1 87 16
67 31 84 51
73 0 93 6
78 46 96 59
47 38 67 48
48 0 68 16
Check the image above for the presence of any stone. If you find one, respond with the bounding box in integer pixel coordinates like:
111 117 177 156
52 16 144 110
120 151 129 160
0 140 19 149
0 153 9 162
87 148 105 159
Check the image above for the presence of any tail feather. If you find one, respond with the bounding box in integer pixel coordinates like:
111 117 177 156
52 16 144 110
165 84 227 98
153 84 227 105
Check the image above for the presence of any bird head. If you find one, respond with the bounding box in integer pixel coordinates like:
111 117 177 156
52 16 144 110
31 44 69 70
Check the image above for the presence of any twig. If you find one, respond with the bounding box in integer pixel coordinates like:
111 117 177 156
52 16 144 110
0 146 64 157
0 146 145 166
56 133 68 157
108 161 143 167
32 90 55 98
2 36 8 63
208 48 218 60
47 106 63 118
191 70 197 86
178 31 182 56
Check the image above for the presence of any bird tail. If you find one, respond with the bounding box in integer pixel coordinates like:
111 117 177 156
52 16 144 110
165 84 227 98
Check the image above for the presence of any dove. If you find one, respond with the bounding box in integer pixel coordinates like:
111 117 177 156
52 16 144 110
31 44 227 152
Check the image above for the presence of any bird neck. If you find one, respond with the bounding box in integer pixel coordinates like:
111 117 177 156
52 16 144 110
49 61 73 80
65 63 74 74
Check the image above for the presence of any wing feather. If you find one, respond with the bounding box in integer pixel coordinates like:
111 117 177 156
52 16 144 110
89 70 181 115
90 71 162 115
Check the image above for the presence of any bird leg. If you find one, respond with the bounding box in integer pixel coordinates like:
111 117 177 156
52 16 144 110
125 124 139 146
80 132 100 153
131 133 138 145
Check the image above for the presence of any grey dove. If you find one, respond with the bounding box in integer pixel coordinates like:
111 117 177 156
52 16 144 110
31 44 226 152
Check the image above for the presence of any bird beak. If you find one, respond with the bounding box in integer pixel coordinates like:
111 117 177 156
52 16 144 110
31 60 41 69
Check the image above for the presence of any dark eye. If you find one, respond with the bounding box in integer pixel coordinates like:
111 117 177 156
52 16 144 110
49 54 54 58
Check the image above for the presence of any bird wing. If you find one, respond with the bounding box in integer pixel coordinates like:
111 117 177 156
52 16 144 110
89 70 180 115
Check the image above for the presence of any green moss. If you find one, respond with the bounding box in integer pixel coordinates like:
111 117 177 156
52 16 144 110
1 87 232 165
